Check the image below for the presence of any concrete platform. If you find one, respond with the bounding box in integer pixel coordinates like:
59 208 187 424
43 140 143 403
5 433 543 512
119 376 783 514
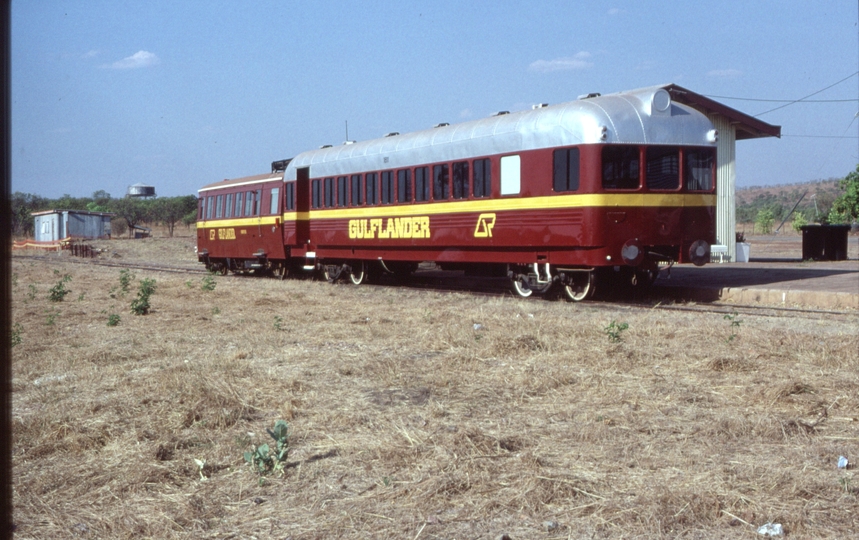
654 259 859 310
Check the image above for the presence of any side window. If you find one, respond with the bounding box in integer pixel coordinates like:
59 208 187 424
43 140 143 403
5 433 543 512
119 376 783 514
255 189 262 215
198 198 204 220
500 155 521 195
553 148 580 192
245 190 254 216
206 196 214 220
397 169 412 203
270 187 280 215
324 177 334 208
602 145 640 190
685 147 715 191
235 192 243 217
415 166 429 202
646 146 680 190
433 164 449 200
225 194 233 218
285 183 294 211
366 172 378 205
381 171 394 204
452 161 469 199
351 175 363 206
216 195 223 218
473 158 491 198
336 176 347 207
311 180 321 209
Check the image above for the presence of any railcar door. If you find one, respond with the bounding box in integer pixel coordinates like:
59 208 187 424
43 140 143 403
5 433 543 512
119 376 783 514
295 167 310 246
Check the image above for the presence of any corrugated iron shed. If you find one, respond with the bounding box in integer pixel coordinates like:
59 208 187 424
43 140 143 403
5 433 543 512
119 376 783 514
32 209 115 241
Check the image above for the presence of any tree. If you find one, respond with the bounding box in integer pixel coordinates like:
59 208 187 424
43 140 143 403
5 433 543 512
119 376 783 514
151 196 198 237
109 197 152 237
828 164 859 224
10 192 50 237
755 208 775 234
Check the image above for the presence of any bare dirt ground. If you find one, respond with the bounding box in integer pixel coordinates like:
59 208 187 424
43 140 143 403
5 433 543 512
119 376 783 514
11 234 859 539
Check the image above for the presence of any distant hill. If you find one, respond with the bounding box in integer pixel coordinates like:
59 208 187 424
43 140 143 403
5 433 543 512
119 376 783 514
735 178 843 224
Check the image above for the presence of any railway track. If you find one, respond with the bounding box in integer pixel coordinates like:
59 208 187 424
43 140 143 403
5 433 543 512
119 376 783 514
14 252 856 322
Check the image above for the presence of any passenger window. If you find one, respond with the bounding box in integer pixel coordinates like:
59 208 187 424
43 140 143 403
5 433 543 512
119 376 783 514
500 155 520 195
225 194 233 218
351 175 363 206
216 195 223 218
366 172 378 205
452 161 469 199
602 146 640 190
415 167 429 202
285 183 294 211
206 196 214 220
337 177 347 207
324 177 334 208
255 189 262 215
245 191 254 215
381 171 394 204
311 180 321 209
553 148 580 192
646 147 680 190
433 164 449 200
685 148 715 191
235 192 243 217
397 169 412 203
270 187 280 214
473 159 491 198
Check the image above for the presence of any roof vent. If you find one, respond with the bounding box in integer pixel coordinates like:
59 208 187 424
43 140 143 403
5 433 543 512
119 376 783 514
343 140 356 145
271 158 292 172
385 132 400 137
578 93 601 100
434 122 449 128
492 111 509 116
320 144 333 149
532 103 549 109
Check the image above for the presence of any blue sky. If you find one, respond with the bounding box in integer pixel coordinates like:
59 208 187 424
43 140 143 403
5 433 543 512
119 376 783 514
11 0 859 199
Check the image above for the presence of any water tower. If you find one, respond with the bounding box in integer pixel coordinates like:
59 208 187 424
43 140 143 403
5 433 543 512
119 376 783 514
127 183 156 199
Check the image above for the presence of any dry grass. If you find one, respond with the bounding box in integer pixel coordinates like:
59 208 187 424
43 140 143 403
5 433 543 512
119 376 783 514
11 237 859 539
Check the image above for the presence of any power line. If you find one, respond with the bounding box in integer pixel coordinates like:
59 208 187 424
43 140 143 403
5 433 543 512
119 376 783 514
705 96 855 103
753 71 859 116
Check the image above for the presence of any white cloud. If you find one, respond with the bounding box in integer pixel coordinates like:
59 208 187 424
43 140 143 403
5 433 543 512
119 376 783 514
82 50 100 59
103 50 160 70
529 52 593 73
707 69 742 79
608 8 626 15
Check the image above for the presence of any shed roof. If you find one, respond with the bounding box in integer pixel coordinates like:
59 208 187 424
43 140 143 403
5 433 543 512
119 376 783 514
661 83 781 140
31 209 115 217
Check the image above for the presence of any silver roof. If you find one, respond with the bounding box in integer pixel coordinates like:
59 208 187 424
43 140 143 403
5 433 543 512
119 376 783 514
284 85 716 181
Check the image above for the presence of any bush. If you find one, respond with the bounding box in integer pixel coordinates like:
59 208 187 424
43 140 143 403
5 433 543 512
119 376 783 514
130 278 157 315
755 208 775 234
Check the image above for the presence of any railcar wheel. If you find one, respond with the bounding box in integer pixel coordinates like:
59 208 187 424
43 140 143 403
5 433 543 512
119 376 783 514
511 275 533 298
562 271 595 302
347 261 366 285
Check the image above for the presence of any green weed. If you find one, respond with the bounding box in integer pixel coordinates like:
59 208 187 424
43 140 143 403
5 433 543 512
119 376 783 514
604 320 629 343
107 313 121 327
724 311 743 342
10 323 23 347
201 274 216 292
130 278 157 315
244 420 290 480
48 274 72 302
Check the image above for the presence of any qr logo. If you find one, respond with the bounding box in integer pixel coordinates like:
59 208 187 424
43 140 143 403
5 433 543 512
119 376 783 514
474 213 496 238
